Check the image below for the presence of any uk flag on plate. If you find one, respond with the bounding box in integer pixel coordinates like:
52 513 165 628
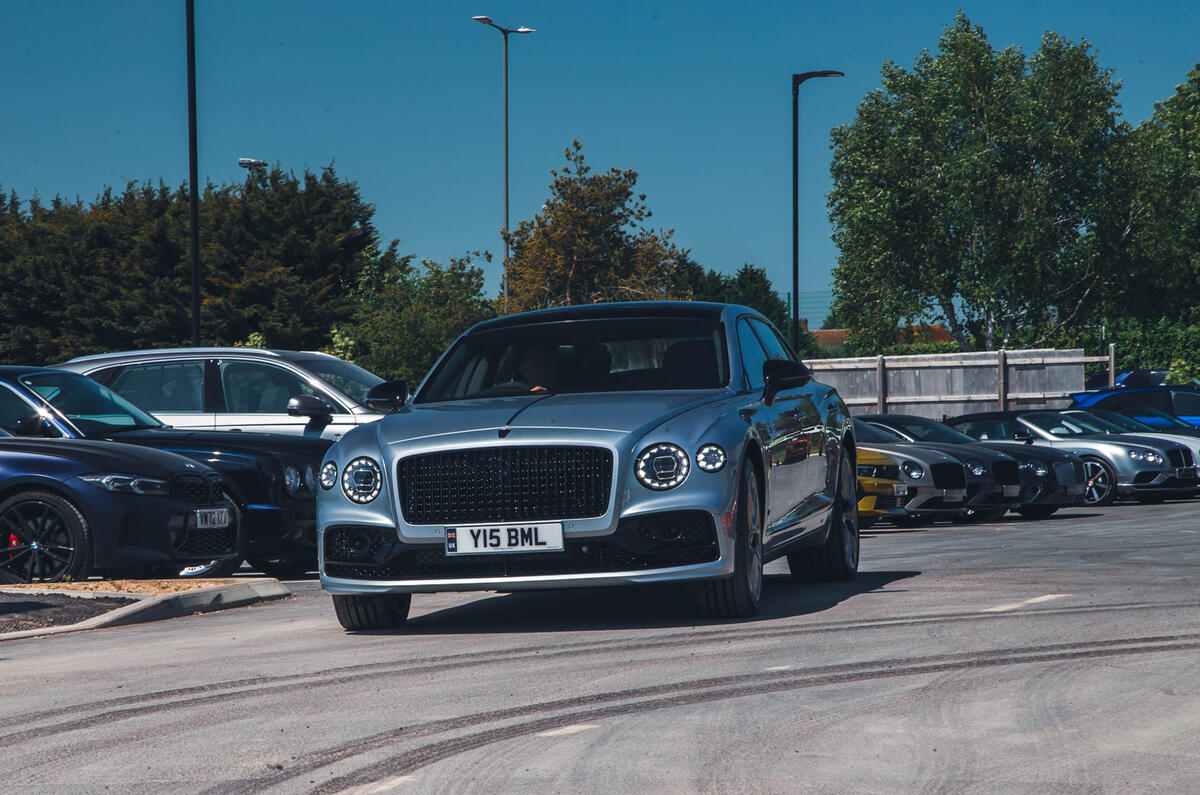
446 528 457 553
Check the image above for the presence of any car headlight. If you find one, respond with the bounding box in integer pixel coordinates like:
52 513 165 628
900 460 924 480
1031 462 1049 477
342 457 383 504
635 443 690 490
1127 449 1163 464
696 444 727 473
304 464 318 491
284 465 304 496
80 473 170 496
1145 452 1163 465
319 461 338 490
966 460 986 477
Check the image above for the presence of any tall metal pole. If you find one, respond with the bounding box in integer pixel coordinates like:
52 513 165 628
186 0 201 346
791 70 843 351
502 30 510 301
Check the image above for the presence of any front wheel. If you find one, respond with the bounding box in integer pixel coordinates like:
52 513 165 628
788 454 859 582
0 491 91 584
1081 458 1117 506
333 593 412 630
697 457 763 619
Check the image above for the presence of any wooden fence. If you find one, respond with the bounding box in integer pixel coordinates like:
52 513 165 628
808 346 1115 420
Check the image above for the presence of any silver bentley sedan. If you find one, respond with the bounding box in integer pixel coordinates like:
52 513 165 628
318 302 858 629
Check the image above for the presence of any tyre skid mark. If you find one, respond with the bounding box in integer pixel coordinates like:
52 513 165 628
3 599 1198 749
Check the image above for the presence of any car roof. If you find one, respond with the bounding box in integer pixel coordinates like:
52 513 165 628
945 411 1021 421
60 348 338 366
467 301 751 333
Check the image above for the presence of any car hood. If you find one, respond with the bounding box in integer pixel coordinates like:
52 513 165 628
381 391 731 443
856 441 962 466
977 441 1080 463
0 438 212 478
892 441 1016 464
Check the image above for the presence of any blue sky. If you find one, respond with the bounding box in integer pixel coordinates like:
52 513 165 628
3 1 1197 326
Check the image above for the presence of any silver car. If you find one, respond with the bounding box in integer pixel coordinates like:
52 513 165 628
948 411 1198 505
59 348 387 439
319 302 859 629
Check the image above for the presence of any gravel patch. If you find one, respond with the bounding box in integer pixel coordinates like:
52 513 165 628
0 592 133 633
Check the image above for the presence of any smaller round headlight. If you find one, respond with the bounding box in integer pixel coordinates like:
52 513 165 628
1031 462 1049 478
284 465 303 495
319 461 338 490
696 444 727 473
966 460 986 477
1127 450 1142 461
900 460 924 480
342 458 383 504
1145 452 1163 465
635 443 690 490
304 465 318 491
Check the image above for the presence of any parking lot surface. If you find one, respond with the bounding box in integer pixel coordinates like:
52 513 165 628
1 501 1197 792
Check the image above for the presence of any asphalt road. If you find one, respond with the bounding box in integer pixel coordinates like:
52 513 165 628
2 501 1197 793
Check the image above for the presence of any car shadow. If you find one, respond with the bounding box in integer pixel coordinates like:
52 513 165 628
371 569 920 635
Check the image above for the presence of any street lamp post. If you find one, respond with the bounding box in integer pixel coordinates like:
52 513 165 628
792 70 843 351
186 0 201 346
473 15 534 302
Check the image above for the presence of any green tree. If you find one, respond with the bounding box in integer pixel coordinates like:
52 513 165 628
502 141 679 312
827 13 1126 351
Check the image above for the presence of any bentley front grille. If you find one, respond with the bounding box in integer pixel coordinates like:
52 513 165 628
398 445 613 525
1167 448 1193 468
931 463 966 490
993 460 1020 485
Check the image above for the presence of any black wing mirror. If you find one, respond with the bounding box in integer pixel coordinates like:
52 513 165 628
286 394 332 419
365 380 409 413
15 415 52 437
1012 430 1034 444
762 359 811 405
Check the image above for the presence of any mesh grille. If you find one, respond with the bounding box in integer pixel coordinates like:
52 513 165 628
993 460 1020 485
1167 448 1193 467
931 463 966 489
398 446 613 525
174 527 237 557
170 474 222 506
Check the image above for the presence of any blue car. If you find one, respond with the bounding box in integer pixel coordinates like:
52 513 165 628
1069 386 1200 429
0 432 238 583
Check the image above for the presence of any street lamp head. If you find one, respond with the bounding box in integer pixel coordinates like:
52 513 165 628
792 70 844 88
472 15 492 24
515 26 535 34
237 157 268 169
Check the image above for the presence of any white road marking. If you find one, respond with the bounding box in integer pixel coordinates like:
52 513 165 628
537 723 599 737
764 665 792 671
981 594 1069 613
337 775 415 794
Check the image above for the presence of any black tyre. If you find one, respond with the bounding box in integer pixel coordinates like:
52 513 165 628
248 557 314 579
1081 457 1117 506
787 454 859 582
698 457 763 619
333 593 412 630
1015 505 1058 519
0 491 91 584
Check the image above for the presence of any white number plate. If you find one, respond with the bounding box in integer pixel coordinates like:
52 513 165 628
195 508 231 529
445 523 564 555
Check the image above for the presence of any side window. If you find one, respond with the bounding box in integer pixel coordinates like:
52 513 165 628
748 318 792 361
957 419 1002 440
737 319 769 391
219 361 329 414
1172 390 1200 416
0 386 39 433
109 362 205 412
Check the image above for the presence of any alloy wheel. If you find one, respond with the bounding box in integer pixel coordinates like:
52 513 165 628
1 500 77 583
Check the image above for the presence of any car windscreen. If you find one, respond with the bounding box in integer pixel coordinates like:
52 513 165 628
852 419 904 443
1126 406 1197 428
1021 412 1095 437
1061 412 1121 433
20 371 161 434
874 416 977 444
416 318 729 403
294 358 385 405
1079 410 1148 432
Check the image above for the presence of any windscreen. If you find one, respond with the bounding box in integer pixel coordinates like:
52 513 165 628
852 419 905 443
20 371 161 434
417 318 729 403
1061 412 1121 433
1075 410 1145 432
874 416 977 444
1126 406 1195 428
1021 412 1096 437
294 358 384 405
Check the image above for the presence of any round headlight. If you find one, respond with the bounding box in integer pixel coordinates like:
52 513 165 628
1031 462 1049 477
304 464 318 491
696 444 727 473
635 443 690 490
1127 450 1141 461
900 460 924 480
319 461 338 490
1146 452 1163 465
284 465 303 495
966 460 986 477
342 457 383 504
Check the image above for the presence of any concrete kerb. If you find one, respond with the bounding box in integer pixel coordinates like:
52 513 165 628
0 578 291 642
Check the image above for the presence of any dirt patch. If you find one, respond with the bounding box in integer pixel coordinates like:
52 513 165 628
0 592 133 633
0 579 239 595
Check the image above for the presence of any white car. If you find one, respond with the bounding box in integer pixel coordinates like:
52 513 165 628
59 348 389 439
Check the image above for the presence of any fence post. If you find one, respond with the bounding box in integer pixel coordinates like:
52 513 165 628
998 348 1008 411
875 355 887 413
1107 343 1116 388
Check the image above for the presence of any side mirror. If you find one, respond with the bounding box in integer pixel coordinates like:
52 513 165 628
286 394 332 419
762 359 811 405
15 415 51 437
1012 430 1034 445
365 380 409 413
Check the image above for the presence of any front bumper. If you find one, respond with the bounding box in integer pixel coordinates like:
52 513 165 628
320 510 733 593
1117 466 1199 495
